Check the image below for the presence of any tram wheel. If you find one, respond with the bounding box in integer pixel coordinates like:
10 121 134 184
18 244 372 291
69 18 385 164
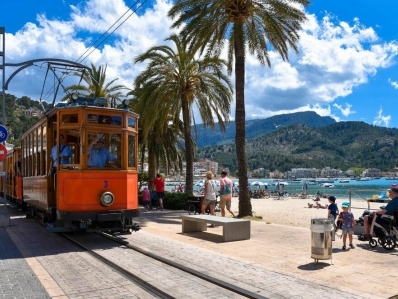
382 236 397 251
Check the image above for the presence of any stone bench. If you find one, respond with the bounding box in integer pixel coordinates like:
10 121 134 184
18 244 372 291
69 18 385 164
181 215 250 242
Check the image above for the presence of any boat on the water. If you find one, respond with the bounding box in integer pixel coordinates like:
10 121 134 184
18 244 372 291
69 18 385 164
317 179 335 184
339 180 350 183
321 183 334 188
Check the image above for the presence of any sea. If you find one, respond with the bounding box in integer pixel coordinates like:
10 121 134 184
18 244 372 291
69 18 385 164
184 177 398 201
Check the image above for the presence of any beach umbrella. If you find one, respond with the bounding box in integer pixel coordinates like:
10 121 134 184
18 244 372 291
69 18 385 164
250 181 263 186
233 182 239 187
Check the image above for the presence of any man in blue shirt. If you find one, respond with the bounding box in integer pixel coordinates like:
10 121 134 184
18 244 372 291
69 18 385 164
88 140 115 167
364 187 398 236
50 134 72 175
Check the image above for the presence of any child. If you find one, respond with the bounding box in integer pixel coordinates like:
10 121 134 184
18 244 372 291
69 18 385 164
142 187 150 211
338 201 356 250
327 196 339 240
327 195 339 223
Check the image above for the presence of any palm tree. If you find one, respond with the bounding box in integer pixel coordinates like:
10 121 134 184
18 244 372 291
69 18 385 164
62 63 128 103
169 0 310 216
134 34 233 194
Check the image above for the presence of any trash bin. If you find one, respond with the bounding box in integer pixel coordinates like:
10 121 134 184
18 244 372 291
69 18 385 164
311 218 333 263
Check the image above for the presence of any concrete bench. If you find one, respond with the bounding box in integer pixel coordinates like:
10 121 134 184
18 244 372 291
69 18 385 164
181 215 250 242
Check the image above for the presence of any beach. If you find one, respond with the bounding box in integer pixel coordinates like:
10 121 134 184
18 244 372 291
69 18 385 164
229 195 381 228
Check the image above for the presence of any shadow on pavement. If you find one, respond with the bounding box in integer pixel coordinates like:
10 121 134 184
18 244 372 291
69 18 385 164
297 262 331 270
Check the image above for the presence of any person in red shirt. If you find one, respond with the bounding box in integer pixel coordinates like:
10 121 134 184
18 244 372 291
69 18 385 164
153 173 165 211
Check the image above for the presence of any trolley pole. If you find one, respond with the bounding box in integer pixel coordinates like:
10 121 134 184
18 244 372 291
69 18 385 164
0 26 9 227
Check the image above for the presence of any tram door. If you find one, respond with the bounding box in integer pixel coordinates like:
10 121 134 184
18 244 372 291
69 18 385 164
47 116 57 210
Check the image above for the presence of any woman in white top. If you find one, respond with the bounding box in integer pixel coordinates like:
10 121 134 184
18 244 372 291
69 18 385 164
201 171 216 216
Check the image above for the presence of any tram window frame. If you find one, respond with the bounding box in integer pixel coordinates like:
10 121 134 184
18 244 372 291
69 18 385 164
41 125 47 176
86 113 122 127
86 131 122 169
28 134 32 177
127 116 136 129
58 129 81 170
127 133 137 169
61 112 79 125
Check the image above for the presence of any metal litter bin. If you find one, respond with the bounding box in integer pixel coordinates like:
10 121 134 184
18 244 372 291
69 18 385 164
311 218 333 263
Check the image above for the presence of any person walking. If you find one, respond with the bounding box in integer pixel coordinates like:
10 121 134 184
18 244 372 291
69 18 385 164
142 187 150 211
201 171 217 217
153 173 165 211
219 171 235 218
338 202 356 250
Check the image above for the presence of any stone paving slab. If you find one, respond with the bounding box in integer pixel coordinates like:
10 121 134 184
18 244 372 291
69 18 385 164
6 217 159 299
1 203 397 298
134 210 398 299
0 228 51 299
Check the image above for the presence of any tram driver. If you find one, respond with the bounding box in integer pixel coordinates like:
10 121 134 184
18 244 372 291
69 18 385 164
88 140 115 168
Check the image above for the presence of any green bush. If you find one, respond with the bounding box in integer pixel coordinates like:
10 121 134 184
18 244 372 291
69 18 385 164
164 192 189 210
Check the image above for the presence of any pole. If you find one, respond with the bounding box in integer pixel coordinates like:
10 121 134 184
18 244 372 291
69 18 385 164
0 27 9 226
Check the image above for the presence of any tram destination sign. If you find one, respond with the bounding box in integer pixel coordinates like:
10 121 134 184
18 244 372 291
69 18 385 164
0 125 8 143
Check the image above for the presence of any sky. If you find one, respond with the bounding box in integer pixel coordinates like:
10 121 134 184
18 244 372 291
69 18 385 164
2 0 398 128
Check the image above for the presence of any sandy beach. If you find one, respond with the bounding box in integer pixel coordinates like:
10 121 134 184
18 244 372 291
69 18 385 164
229 195 383 228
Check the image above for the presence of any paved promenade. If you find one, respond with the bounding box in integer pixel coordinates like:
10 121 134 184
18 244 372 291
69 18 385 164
136 210 398 299
0 204 397 298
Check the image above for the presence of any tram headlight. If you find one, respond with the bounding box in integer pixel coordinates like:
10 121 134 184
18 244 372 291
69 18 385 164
99 191 114 207
71 93 79 101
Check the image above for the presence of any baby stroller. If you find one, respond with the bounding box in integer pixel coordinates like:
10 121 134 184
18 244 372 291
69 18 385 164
358 208 398 250
150 190 159 210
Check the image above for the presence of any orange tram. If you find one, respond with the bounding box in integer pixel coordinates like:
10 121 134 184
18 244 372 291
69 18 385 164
1 95 140 233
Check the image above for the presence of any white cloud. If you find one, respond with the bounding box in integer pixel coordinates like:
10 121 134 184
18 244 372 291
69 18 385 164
333 103 356 117
3 1 398 125
373 108 391 127
388 78 398 89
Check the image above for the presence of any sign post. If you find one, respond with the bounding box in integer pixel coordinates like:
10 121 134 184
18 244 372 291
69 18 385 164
0 128 9 228
0 27 9 228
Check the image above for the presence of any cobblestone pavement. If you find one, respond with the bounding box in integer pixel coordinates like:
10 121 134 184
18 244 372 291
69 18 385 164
1 205 398 298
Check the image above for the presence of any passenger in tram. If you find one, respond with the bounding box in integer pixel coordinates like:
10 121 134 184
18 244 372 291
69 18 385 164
15 154 22 176
50 134 72 175
88 140 115 167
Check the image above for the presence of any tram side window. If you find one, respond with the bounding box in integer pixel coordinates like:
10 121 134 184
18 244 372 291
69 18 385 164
128 134 136 168
41 125 47 176
87 114 122 126
64 129 80 165
87 132 121 169
62 113 78 124
127 117 136 129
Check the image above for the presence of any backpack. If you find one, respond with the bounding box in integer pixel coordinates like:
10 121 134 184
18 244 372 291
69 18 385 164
220 179 231 197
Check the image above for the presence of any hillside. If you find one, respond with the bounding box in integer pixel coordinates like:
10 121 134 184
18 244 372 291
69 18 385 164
193 111 335 147
197 121 398 172
2 93 49 146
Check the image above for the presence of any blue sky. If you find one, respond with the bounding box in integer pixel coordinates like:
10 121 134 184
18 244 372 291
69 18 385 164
2 0 398 128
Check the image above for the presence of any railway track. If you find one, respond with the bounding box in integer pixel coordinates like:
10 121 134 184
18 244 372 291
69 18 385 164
62 231 267 299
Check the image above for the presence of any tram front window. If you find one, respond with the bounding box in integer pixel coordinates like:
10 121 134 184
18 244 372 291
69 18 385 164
87 132 121 169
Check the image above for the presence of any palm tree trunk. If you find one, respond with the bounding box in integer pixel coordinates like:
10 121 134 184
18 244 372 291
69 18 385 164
234 34 252 217
181 99 194 195
147 142 157 191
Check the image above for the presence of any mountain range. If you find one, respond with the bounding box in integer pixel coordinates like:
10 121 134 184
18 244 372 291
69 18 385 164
193 111 336 148
196 112 398 173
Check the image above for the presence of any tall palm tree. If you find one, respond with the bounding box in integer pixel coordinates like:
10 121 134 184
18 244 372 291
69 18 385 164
169 0 310 216
62 63 128 103
134 34 233 194
129 82 185 190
